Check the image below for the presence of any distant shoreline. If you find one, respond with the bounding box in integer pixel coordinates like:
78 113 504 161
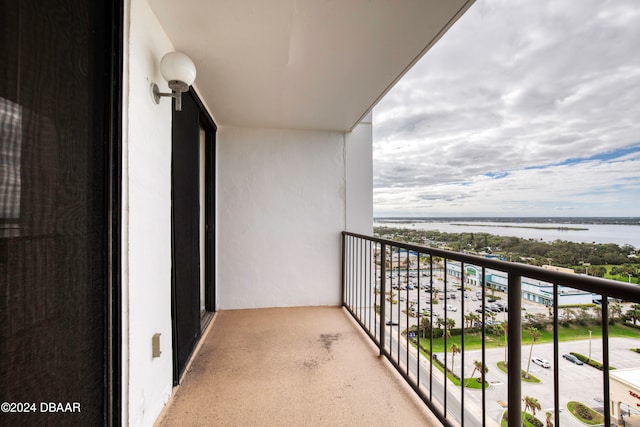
449 223 588 231
374 217 640 226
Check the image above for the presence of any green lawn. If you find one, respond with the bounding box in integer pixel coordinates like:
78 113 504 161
417 323 639 353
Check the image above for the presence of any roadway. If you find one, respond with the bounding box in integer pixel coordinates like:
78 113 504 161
359 280 640 426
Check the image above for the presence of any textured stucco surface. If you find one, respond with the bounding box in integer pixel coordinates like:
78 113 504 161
123 0 176 425
155 307 441 426
217 127 346 309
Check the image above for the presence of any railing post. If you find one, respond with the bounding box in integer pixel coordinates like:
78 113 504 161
379 243 387 357
508 273 522 427
602 297 611 427
341 232 346 306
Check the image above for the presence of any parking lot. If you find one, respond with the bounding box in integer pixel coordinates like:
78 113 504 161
376 275 640 425
385 280 549 331
447 337 640 426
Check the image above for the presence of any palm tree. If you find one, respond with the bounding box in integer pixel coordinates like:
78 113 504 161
545 411 553 427
450 343 460 373
494 323 504 347
445 318 456 338
419 316 431 338
525 327 540 379
469 360 488 385
523 395 542 416
464 312 474 328
486 310 497 325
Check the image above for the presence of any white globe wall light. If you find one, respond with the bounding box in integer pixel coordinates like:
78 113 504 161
152 51 197 111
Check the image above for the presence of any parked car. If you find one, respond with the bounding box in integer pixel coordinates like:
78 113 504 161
446 304 457 312
562 354 583 365
532 357 551 368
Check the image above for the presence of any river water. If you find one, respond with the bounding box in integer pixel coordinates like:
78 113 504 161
374 220 640 249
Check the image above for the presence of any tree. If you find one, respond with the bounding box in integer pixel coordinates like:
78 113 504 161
561 308 576 324
486 310 497 325
419 316 432 338
626 304 640 326
470 360 488 380
464 312 474 328
450 343 461 373
545 411 553 427
494 322 504 347
525 327 540 379
445 317 456 338
593 306 602 322
523 395 542 416
611 303 623 320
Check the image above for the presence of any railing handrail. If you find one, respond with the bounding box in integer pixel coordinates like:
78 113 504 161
343 230 640 302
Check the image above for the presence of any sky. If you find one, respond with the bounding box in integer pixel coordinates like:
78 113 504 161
373 0 640 218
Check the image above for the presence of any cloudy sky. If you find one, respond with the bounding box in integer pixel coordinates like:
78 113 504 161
373 0 640 218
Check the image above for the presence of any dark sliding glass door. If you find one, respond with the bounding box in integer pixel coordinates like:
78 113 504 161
0 0 118 425
171 90 216 384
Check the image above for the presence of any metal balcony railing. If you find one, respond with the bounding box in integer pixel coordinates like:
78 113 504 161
342 231 640 427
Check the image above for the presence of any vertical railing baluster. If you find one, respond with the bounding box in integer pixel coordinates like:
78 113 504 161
602 296 611 427
359 237 363 322
443 258 448 418
375 242 379 341
507 274 522 427
397 246 401 362
429 254 434 401
341 233 346 306
553 283 560 427
368 240 372 333
481 267 486 426
417 250 421 388
460 261 465 427
406 248 410 374
379 243 387 357
347 235 352 309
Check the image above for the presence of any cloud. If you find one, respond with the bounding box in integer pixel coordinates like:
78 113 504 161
373 0 640 217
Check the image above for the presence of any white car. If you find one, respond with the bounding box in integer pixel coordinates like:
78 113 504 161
532 357 551 368
446 304 457 312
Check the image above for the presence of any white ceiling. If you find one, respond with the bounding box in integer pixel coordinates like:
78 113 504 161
148 0 474 132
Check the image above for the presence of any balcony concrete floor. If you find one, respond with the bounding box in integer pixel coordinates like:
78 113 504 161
155 306 441 426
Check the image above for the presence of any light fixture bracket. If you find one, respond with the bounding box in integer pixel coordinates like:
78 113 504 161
152 81 189 111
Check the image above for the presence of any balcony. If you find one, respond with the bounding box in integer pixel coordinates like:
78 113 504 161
154 306 441 426
156 232 640 427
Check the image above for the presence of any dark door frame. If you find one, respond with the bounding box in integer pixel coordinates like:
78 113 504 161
170 88 216 385
107 0 123 424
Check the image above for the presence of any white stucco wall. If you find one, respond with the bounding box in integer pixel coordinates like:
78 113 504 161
122 0 174 425
345 113 373 235
122 1 376 423
217 127 346 309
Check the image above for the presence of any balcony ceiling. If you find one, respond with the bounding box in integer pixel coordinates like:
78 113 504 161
148 0 474 132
